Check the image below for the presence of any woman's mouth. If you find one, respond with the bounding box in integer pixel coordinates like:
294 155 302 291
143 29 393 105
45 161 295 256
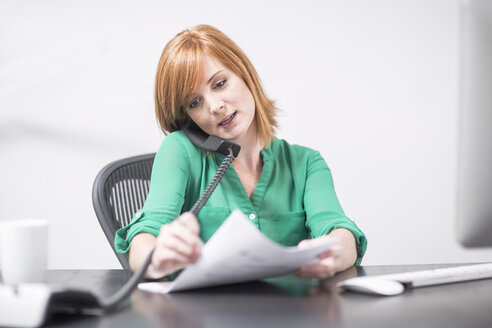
218 111 237 127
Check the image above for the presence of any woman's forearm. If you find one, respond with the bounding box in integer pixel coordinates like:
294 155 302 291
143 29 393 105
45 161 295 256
128 213 202 280
128 233 161 279
328 228 358 272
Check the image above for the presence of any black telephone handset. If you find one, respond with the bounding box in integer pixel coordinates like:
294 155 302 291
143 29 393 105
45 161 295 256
23 120 243 324
182 119 240 158
181 119 240 215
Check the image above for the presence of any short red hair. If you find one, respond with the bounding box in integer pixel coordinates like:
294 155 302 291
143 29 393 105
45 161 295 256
154 24 278 146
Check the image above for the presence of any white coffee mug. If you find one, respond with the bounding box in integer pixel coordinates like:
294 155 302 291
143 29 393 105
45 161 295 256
0 219 48 285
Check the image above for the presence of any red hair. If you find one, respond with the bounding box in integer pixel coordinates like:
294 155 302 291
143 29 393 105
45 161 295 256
154 24 278 146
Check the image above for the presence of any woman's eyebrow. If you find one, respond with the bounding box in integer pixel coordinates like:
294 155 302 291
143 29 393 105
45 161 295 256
207 70 224 84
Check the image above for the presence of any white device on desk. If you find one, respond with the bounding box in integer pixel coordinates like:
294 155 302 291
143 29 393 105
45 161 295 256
338 263 492 296
0 285 51 327
0 284 104 328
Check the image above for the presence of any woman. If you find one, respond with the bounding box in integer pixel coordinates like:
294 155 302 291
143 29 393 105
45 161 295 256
115 24 367 280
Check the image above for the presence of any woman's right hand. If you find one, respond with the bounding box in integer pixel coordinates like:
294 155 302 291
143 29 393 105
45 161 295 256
146 212 203 279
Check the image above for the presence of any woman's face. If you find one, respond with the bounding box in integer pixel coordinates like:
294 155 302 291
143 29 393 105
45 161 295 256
185 55 256 145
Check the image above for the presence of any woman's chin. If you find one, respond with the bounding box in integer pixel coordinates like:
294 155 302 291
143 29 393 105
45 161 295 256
217 121 255 145
218 127 243 142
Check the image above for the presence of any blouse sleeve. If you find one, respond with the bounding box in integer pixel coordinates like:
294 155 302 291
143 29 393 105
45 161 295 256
304 151 367 265
114 134 191 254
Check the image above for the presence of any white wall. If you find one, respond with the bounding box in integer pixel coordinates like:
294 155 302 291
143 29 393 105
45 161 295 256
1 0 491 269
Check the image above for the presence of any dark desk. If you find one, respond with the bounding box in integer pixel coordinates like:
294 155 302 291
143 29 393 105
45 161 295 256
21 264 492 328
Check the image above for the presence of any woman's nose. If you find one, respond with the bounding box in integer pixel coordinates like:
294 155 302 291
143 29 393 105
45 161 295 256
208 98 225 115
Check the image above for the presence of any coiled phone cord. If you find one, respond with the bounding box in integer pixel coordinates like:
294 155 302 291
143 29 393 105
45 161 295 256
101 148 236 312
190 149 235 216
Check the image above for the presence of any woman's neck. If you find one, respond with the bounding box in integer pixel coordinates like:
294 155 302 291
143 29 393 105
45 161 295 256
231 130 264 199
231 122 263 171
233 140 263 172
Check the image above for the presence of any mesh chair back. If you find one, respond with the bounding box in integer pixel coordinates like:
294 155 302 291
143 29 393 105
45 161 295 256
92 153 155 269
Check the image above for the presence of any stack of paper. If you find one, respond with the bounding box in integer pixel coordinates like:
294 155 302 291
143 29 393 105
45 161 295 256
139 210 334 294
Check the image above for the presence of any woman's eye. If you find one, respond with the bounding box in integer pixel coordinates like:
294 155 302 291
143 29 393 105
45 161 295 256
189 98 201 109
213 79 227 89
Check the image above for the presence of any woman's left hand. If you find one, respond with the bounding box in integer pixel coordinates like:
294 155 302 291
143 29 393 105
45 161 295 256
294 235 343 279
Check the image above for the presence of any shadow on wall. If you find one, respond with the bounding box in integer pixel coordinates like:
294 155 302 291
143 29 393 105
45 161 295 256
0 119 145 155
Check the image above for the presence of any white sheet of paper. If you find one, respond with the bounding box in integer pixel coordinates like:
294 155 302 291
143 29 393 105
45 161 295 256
138 210 335 294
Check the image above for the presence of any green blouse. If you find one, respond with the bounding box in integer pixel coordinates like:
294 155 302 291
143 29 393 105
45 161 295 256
115 131 367 265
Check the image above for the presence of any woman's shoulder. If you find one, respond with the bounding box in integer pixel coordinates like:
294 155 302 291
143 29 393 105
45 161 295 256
270 137 320 159
155 130 205 161
267 138 328 176
157 130 195 151
160 130 191 145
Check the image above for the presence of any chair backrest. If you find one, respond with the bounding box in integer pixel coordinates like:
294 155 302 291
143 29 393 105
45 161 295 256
92 153 156 269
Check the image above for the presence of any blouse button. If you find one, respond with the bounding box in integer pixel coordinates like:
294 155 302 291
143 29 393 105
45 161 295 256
249 214 256 220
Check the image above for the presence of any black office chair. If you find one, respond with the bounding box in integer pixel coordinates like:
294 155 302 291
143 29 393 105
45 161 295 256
92 153 156 270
